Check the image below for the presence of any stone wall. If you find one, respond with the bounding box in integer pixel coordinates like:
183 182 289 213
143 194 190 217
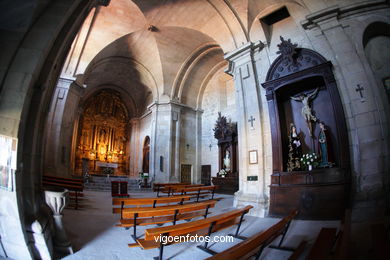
201 68 236 177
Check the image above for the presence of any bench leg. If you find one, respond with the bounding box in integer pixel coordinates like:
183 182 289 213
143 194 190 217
228 212 248 240
131 213 138 241
196 221 218 255
156 187 160 197
269 220 295 251
204 205 211 219
173 210 179 225
254 244 266 260
153 233 168 260
211 189 215 200
196 189 201 202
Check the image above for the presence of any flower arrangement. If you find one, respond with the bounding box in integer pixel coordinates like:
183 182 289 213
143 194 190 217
300 152 319 170
218 169 227 178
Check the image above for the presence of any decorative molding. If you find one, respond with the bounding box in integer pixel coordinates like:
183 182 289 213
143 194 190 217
264 37 328 82
265 91 274 101
301 0 390 30
224 41 265 75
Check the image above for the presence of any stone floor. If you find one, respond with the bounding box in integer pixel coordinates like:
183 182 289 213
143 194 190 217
60 190 342 260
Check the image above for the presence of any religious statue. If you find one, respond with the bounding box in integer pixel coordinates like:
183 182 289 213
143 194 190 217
287 123 302 172
223 150 231 172
97 129 108 161
318 122 334 167
291 88 319 137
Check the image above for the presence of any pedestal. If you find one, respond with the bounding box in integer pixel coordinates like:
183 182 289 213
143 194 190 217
44 188 73 256
212 175 238 194
269 168 349 219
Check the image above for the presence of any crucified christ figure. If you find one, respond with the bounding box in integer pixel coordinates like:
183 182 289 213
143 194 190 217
291 87 319 136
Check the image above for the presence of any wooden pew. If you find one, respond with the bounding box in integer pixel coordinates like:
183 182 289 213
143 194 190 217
112 195 193 218
205 210 305 260
306 209 351 260
157 184 204 197
120 200 217 240
129 205 253 260
168 185 218 202
42 175 84 209
153 182 190 192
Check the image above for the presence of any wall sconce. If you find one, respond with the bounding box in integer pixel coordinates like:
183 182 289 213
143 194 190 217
186 144 190 150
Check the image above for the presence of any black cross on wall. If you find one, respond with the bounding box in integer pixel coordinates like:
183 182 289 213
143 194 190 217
248 116 255 127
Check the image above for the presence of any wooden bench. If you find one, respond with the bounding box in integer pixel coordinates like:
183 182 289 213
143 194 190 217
168 185 218 202
120 200 217 240
306 209 351 260
42 175 84 209
112 195 193 218
129 205 253 260
157 184 204 197
205 209 305 260
153 182 190 192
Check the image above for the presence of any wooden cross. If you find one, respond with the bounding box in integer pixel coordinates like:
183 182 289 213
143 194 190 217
355 84 364 98
209 144 212 151
248 116 255 127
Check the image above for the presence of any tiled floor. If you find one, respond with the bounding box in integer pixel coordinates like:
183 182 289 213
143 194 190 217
61 190 341 260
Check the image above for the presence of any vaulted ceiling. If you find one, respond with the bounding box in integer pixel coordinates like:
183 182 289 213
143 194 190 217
62 0 323 115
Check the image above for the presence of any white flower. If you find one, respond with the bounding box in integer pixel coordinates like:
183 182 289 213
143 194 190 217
311 159 313 162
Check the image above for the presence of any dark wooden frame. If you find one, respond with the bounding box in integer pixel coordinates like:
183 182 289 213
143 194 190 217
262 53 350 172
262 46 351 219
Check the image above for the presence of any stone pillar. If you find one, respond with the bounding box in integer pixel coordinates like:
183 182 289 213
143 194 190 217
44 189 73 256
129 118 140 177
172 106 181 182
44 78 84 177
225 41 269 216
194 109 203 184
149 102 178 183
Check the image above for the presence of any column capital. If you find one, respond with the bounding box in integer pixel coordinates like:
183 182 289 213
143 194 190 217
224 41 264 76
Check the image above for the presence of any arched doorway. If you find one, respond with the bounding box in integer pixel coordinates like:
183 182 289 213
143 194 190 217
75 90 130 176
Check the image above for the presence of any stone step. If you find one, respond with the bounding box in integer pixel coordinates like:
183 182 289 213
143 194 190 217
84 175 152 192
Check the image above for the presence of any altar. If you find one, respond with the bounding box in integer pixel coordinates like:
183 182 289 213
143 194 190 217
211 113 239 195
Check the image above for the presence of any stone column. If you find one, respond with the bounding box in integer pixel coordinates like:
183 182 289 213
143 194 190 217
44 78 84 177
225 41 269 216
148 102 176 183
172 106 181 182
44 189 73 256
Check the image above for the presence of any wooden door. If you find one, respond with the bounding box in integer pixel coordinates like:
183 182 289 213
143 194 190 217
180 164 192 183
201 165 211 186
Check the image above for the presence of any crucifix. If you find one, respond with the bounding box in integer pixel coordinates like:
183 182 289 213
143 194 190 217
209 144 212 151
248 116 255 128
355 84 365 102
291 88 319 137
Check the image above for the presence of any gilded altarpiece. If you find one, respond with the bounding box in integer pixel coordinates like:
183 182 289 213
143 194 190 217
75 90 129 175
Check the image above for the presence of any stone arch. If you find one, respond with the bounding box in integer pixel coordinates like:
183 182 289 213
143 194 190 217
0 1 99 258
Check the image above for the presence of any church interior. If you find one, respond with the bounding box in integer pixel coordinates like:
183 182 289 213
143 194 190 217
0 0 389 259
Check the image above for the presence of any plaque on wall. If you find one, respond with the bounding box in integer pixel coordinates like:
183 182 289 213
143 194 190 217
249 150 258 164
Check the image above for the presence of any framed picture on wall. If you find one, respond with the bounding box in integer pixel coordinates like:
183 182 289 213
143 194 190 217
0 135 17 191
249 150 258 164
